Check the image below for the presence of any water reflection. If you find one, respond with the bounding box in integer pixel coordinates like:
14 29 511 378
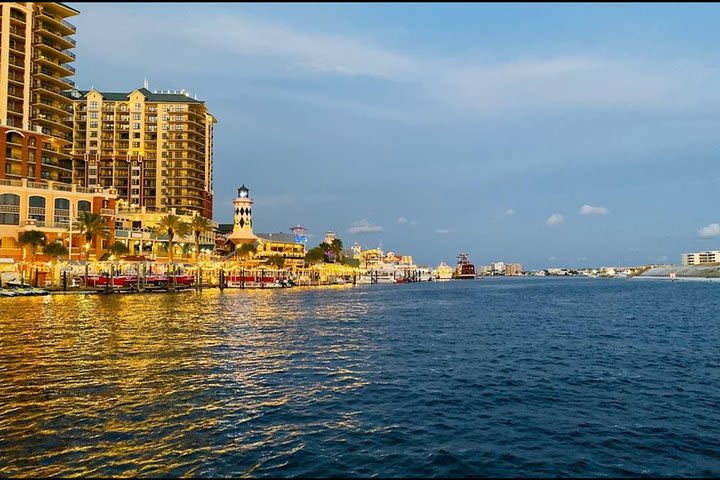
0 288 374 477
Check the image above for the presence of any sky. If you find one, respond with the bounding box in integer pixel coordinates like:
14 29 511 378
67 2 720 269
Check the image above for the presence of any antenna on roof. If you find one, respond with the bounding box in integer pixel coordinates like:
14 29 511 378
143 78 149 89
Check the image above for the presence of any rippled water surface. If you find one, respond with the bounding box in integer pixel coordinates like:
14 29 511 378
2 277 720 477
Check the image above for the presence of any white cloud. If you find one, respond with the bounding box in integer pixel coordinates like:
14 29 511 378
698 223 720 238
348 219 384 234
579 204 609 216
397 216 408 224
504 209 515 216
545 214 564 226
435 229 450 234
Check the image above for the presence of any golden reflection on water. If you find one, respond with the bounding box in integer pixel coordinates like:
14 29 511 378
0 287 375 477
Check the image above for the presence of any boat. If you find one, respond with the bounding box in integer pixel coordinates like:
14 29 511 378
453 253 476 279
225 274 285 288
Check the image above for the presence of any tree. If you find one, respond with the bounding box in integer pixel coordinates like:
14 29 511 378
188 214 214 262
18 230 46 262
266 255 286 269
330 238 344 262
107 241 130 257
305 247 326 265
74 211 110 260
43 242 68 262
236 242 257 260
155 214 190 262
341 257 360 268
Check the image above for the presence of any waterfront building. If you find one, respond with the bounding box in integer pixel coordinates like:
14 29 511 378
476 265 492 276
491 262 505 275
113 205 217 260
0 2 78 184
681 250 720 266
505 263 523 276
64 86 216 219
255 232 306 271
0 178 116 260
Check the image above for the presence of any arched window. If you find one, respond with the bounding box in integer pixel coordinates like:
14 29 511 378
0 194 20 225
6 131 23 146
29 196 46 224
78 200 91 213
54 198 70 225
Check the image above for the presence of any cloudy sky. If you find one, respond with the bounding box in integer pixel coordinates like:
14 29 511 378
69 3 720 268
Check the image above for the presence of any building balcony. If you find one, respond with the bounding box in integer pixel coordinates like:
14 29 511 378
34 55 75 77
37 12 77 36
34 68 73 90
35 41 75 64
35 26 76 50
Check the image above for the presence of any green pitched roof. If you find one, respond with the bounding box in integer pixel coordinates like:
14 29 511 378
64 87 205 104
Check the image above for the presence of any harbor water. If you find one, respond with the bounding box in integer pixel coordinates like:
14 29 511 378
2 277 720 476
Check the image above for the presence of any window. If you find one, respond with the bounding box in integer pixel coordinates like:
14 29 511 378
29 196 46 223
78 200 91 212
133 123 140 130
134 103 141 111
89 111 98 119
54 198 70 224
0 194 20 225
90 131 98 137
89 101 98 109
133 113 141 120
90 121 98 128
132 141 140 148
162 124 169 130
133 132 140 139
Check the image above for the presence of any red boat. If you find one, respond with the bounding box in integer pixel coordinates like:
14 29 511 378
86 274 195 291
454 253 476 279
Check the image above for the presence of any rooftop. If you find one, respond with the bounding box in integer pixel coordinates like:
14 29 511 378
65 87 206 104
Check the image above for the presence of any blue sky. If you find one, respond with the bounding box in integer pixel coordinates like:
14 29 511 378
68 3 720 269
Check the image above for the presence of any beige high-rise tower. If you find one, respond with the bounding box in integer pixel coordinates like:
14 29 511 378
65 86 217 219
0 2 78 183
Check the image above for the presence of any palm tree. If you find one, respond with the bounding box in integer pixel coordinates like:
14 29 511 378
330 238 344 262
155 214 190 262
236 242 257 260
188 214 214 262
74 211 110 260
106 241 130 258
266 254 286 269
18 230 46 262
43 242 68 262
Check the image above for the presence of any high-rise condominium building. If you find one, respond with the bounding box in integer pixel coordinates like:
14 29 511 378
0 2 77 183
65 87 217 219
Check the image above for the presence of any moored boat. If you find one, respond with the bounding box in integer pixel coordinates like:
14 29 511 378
453 253 476 279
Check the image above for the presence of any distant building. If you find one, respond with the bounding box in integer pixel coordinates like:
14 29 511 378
682 250 720 266
477 265 492 276
505 263 523 276
491 262 505 274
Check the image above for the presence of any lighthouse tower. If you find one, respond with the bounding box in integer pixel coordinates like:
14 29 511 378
227 184 258 244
